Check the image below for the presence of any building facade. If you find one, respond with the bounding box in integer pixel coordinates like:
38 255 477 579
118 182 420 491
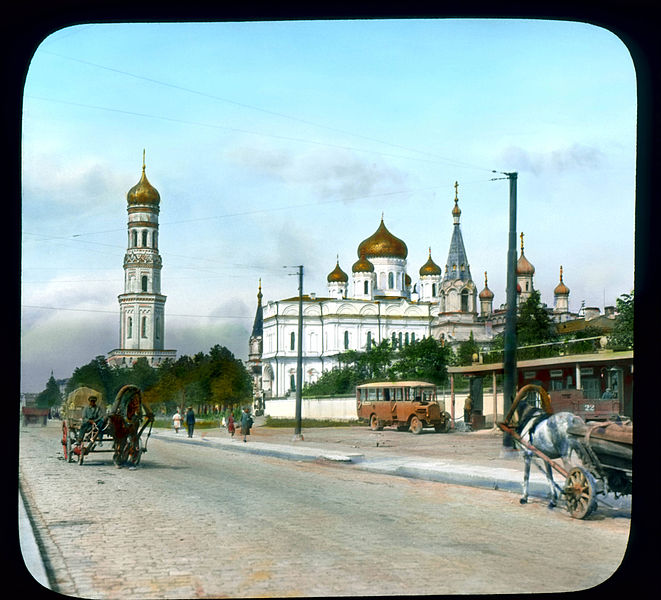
108 154 177 368
249 182 602 400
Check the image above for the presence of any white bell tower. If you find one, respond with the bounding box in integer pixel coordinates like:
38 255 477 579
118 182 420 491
108 152 176 367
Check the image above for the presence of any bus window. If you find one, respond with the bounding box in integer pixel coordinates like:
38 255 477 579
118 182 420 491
394 388 403 401
368 389 377 401
384 389 391 402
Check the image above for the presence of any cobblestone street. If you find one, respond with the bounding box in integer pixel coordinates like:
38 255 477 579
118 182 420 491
19 421 631 598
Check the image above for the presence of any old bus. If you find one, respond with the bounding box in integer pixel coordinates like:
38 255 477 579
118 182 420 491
356 381 451 434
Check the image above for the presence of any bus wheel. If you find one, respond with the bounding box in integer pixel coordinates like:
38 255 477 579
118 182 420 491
410 416 423 434
370 414 382 431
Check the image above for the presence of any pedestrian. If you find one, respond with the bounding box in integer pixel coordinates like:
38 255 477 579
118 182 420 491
172 409 181 433
227 412 235 438
240 407 253 443
463 394 473 429
186 406 196 438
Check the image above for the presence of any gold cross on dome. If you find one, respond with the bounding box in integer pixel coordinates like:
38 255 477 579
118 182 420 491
454 181 459 200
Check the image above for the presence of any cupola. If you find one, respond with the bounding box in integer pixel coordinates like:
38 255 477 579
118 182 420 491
357 215 408 259
127 150 160 206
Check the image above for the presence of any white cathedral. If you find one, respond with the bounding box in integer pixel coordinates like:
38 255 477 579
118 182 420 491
248 182 580 400
107 155 177 368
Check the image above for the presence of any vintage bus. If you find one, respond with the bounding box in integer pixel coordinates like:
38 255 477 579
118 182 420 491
356 381 452 434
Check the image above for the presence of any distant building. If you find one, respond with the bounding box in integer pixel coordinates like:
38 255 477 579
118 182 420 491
108 153 177 368
248 182 620 399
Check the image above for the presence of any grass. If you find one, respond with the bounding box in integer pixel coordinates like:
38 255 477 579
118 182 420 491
153 418 223 430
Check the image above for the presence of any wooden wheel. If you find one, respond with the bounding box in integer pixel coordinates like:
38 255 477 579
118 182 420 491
370 414 382 431
410 415 423 435
564 467 598 519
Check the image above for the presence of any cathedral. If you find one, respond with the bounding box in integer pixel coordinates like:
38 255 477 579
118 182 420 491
107 154 177 368
248 183 580 401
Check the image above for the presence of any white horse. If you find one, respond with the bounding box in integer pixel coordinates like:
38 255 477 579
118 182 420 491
513 400 586 508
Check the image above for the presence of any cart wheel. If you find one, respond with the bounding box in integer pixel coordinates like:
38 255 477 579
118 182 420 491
564 467 598 519
78 442 85 465
370 414 382 431
410 415 423 435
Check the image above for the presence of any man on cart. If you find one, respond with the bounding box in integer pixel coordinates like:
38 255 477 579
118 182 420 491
76 395 106 445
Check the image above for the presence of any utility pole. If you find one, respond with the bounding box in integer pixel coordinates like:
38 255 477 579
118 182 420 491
502 172 518 447
295 265 304 441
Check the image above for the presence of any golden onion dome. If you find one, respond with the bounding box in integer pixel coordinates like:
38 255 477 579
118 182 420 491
327 259 348 283
357 216 408 259
419 248 441 276
352 251 374 273
554 266 570 295
127 153 160 206
479 271 494 300
405 273 412 287
516 232 535 275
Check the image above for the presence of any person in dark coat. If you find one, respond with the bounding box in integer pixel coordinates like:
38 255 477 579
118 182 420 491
77 396 105 444
240 407 253 443
185 406 196 438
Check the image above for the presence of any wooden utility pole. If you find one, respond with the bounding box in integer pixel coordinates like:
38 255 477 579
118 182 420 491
294 265 304 441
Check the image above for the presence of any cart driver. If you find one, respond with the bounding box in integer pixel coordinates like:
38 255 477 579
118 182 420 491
77 396 106 445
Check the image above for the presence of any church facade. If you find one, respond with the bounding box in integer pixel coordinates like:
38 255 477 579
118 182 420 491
107 154 177 368
249 183 581 400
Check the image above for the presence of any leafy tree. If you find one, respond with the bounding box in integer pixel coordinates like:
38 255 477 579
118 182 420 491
455 331 480 366
65 355 119 404
36 373 62 409
390 336 451 385
517 290 556 346
302 365 358 397
608 292 634 350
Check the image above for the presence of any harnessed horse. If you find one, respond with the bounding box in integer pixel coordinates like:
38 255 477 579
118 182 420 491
513 399 587 508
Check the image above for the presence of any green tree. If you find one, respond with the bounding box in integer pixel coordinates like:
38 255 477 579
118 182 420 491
608 292 634 350
455 331 480 366
65 355 119 404
35 372 62 409
391 336 451 385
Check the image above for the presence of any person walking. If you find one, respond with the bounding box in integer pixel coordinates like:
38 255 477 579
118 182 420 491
185 406 196 438
240 407 253 443
463 394 473 429
227 412 235 438
172 409 181 433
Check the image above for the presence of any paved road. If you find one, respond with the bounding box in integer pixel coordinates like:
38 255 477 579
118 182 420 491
19 421 631 598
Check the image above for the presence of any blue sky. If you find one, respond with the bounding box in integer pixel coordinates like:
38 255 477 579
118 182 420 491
21 19 636 393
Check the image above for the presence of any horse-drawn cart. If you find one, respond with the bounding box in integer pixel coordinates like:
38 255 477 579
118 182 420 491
498 384 632 519
62 385 154 467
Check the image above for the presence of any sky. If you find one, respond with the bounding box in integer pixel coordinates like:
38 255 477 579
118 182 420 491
20 19 637 394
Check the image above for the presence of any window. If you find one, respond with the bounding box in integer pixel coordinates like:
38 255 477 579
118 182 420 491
141 276 148 292
432 283 436 296
132 230 138 247
344 331 349 349
155 316 160 340
290 332 296 351
405 332 409 346
127 317 132 338
364 280 369 295
388 272 394 288
290 374 296 391
461 289 469 312
141 316 147 338
411 332 416 343
366 331 372 349
153 231 158 249
141 230 148 247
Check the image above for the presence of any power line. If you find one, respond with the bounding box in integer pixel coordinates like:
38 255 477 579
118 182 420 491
39 49 494 173
21 304 252 319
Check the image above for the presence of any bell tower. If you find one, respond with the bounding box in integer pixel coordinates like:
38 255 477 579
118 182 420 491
108 152 176 367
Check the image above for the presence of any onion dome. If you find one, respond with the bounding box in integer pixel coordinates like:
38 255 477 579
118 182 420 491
357 215 408 259
327 257 348 283
405 273 412 287
479 271 494 300
352 250 374 273
127 151 160 206
516 232 535 275
554 266 570 295
419 248 442 276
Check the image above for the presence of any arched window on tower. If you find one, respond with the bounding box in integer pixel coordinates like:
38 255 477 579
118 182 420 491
141 230 148 247
388 272 394 289
432 283 437 296
141 276 148 292
141 316 147 338
155 316 160 340
290 332 296 351
364 280 369 295
461 289 469 312
132 231 138 247
127 317 132 338
366 331 372 349
344 331 350 350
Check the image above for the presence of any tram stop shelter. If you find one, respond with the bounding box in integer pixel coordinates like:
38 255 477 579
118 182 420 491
447 350 633 427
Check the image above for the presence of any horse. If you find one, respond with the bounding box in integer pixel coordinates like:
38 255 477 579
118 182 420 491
512 399 587 508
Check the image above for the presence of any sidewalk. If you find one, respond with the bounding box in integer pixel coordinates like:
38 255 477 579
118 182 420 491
152 419 631 509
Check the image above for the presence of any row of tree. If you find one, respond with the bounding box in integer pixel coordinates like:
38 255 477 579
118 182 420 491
36 344 253 413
